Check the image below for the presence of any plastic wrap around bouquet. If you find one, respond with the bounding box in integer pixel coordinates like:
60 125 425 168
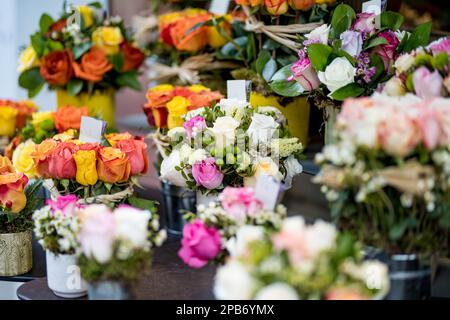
178 186 287 268
159 98 304 201
30 131 149 206
213 216 389 300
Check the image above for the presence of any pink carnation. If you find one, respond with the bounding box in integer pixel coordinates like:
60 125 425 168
219 187 263 222
183 115 207 139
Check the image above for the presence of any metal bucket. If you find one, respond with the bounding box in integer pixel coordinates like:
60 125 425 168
88 281 135 300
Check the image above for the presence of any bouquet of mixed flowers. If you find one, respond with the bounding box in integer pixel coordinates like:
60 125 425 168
143 84 223 130
77 204 166 283
0 99 37 139
159 98 304 194
178 186 287 268
314 94 450 254
213 216 389 300
18 2 145 98
383 37 450 98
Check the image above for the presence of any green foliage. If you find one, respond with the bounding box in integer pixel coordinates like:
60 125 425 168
380 11 404 30
307 44 333 72
18 67 45 98
330 83 365 101
39 14 54 34
67 79 84 96
330 4 356 39
402 22 432 52
269 64 304 97
115 70 142 91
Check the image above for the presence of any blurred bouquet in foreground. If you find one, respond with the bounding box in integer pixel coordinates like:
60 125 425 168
214 216 389 300
314 94 450 255
0 99 36 139
178 186 286 268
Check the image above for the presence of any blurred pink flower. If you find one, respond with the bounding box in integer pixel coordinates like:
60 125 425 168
413 67 444 99
428 37 450 55
46 194 79 216
183 115 207 139
219 187 263 222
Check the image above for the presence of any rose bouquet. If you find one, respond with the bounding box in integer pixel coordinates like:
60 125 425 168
213 216 389 300
159 98 304 194
383 37 450 98
77 204 166 298
313 94 450 255
18 3 145 98
178 186 287 268
143 84 223 130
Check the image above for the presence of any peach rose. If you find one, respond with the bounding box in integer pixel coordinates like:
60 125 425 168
121 42 145 72
105 132 134 147
145 88 175 108
40 49 74 86
116 137 149 175
170 15 210 52
0 156 15 174
0 170 28 213
54 105 88 132
96 147 131 184
47 142 78 179
32 139 58 178
72 47 113 82
188 91 223 110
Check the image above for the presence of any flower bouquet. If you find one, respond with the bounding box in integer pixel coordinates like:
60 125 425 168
382 37 450 98
178 186 287 268
160 98 304 198
213 216 389 300
77 204 166 300
18 2 145 125
0 156 44 276
33 195 88 298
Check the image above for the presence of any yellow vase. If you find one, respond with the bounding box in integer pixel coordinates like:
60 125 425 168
250 92 310 148
56 89 116 128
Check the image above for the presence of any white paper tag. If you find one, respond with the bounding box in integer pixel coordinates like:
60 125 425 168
254 174 283 211
362 0 382 14
209 0 231 15
79 116 106 143
227 80 251 102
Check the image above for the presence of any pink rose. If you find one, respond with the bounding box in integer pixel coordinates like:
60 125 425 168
413 67 444 99
373 31 400 71
378 113 420 157
46 194 79 215
290 54 320 91
192 157 224 190
417 106 442 150
428 37 450 55
219 187 263 222
48 142 78 179
178 219 222 268
183 116 207 139
352 12 376 34
116 138 149 176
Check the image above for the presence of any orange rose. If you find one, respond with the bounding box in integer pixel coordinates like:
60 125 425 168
40 49 74 86
31 139 58 178
288 0 314 10
264 0 289 15
121 42 145 72
116 137 149 175
72 47 113 82
105 132 134 147
47 142 78 179
145 89 174 109
96 147 131 184
54 105 88 132
4 136 22 161
188 90 224 110
0 156 15 174
0 171 28 213
170 15 210 52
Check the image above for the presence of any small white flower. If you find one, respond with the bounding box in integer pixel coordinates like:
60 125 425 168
255 283 299 300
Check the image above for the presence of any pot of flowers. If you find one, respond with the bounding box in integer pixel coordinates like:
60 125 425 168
0 156 43 276
33 195 88 298
314 94 450 299
76 204 166 300
214 216 390 300
18 3 146 127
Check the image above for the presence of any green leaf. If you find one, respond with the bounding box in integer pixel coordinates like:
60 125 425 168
389 218 417 240
72 42 92 60
30 32 46 57
256 51 271 75
403 22 432 52
18 67 45 91
330 83 365 101
116 71 142 91
67 79 83 96
335 232 355 262
47 40 64 51
28 82 45 98
220 36 247 60
127 196 158 212
39 14 54 33
88 1 102 9
364 36 388 50
263 59 277 82
109 53 124 72
307 44 333 71
370 54 385 83
269 64 304 97
380 11 404 30
330 4 356 38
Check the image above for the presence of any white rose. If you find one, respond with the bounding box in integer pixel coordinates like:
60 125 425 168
214 261 256 300
244 157 282 188
179 144 193 163
305 24 330 44
394 53 415 75
342 260 390 297
219 98 249 117
318 57 356 93
210 116 240 150
114 207 151 250
281 216 306 234
255 283 299 300
382 77 406 97
226 225 265 256
283 156 303 188
159 150 186 187
247 113 279 146
304 220 337 258
256 106 285 122
188 149 207 165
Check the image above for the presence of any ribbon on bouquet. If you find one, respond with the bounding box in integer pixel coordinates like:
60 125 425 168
146 129 170 160
147 54 240 85
313 161 435 196
241 5 322 52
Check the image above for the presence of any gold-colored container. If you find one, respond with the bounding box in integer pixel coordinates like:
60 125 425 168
0 230 33 276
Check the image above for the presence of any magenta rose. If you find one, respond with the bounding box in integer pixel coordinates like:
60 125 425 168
219 187 263 222
178 219 222 268
373 31 400 71
413 67 444 98
192 157 224 190
183 115 207 139
46 194 79 216
290 54 320 91
352 12 376 34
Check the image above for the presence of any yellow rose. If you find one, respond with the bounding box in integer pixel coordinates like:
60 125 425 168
73 150 98 186
31 111 54 130
92 27 124 55
18 46 39 73
166 96 190 129
0 106 18 137
189 84 211 93
53 129 77 142
78 5 94 28
207 16 232 49
12 140 37 178
150 84 175 92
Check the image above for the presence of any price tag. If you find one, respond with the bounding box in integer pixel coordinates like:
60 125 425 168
227 80 252 102
362 0 382 14
254 174 284 211
79 116 106 143
209 0 231 15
